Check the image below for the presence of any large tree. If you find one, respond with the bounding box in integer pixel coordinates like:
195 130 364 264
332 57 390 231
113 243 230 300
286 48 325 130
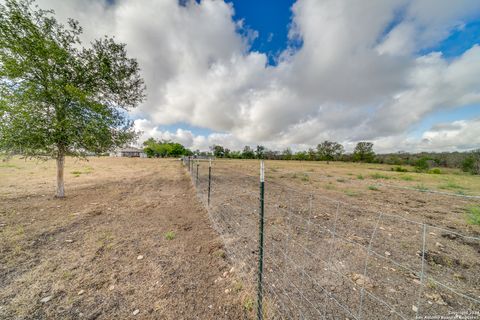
317 140 344 163
353 142 375 163
0 0 146 197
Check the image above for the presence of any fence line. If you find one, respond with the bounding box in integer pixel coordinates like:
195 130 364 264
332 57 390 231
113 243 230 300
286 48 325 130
181 157 480 320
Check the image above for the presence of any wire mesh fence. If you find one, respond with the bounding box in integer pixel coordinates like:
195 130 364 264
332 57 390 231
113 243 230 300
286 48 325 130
182 157 480 320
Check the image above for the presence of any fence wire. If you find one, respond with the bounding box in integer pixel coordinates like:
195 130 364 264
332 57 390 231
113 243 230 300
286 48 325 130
182 157 480 320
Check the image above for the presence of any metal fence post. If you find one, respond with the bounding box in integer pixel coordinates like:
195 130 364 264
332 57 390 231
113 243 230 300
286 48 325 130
196 162 199 187
208 159 212 206
257 160 265 320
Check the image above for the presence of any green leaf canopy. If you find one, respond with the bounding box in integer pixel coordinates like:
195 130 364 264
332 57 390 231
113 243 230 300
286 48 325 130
0 0 146 158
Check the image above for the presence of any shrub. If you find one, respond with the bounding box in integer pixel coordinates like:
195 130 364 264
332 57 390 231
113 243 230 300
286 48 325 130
357 174 364 180
415 157 430 172
462 150 480 175
466 206 480 225
391 166 408 172
428 168 441 174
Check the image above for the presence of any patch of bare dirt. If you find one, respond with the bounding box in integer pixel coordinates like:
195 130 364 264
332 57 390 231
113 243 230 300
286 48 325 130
0 158 250 319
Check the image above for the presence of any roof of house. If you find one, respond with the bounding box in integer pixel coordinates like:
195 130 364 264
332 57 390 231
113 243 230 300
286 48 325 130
117 147 144 153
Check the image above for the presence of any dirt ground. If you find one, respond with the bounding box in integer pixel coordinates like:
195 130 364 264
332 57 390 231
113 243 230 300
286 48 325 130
191 159 480 319
0 157 252 320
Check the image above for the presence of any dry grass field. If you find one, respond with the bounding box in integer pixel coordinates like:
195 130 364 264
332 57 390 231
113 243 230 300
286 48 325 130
0 157 250 320
1 156 479 319
191 159 480 319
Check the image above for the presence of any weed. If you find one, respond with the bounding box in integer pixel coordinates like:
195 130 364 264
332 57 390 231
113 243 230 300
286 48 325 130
427 279 437 289
233 281 243 292
356 174 364 180
368 185 379 191
301 174 309 182
391 166 408 172
439 182 465 190
243 297 254 312
62 270 74 280
323 183 335 190
212 249 226 259
400 175 414 181
83 166 94 173
370 173 390 179
0 163 19 169
71 170 82 175
344 190 359 197
15 226 25 236
336 178 346 183
165 231 176 240
466 206 480 225
428 168 442 174
414 184 428 192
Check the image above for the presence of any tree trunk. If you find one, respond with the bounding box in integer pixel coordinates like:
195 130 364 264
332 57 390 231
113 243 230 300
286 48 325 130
56 153 65 198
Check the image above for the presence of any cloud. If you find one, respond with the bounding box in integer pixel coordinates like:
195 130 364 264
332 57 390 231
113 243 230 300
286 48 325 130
372 118 480 153
133 119 241 151
21 0 480 152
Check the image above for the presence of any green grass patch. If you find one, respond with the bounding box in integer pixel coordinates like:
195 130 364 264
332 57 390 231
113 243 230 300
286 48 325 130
414 184 429 192
0 163 19 169
164 231 176 240
399 175 414 181
391 166 408 172
368 185 379 191
370 173 391 179
344 190 359 197
439 181 465 190
243 297 254 312
356 174 364 180
428 168 442 174
466 206 480 225
323 182 336 190
71 167 94 176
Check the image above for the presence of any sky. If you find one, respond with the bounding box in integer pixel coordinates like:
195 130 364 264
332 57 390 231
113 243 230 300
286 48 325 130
32 0 480 153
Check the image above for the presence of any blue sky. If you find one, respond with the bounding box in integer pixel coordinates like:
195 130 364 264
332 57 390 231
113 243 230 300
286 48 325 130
229 0 296 65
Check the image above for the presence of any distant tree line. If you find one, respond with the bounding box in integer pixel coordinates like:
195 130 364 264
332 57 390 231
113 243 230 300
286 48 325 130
209 141 480 175
141 138 480 175
209 141 376 163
